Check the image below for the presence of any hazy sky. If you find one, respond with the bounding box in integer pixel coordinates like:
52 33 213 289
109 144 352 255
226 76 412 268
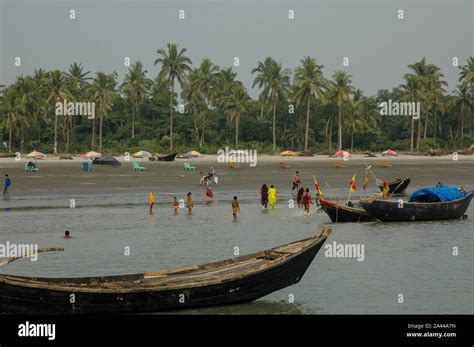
1 0 472 97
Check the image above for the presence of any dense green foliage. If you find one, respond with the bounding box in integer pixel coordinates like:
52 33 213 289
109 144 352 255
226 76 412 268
1 46 473 155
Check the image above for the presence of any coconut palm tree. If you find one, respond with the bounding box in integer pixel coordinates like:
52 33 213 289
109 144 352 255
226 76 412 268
46 70 72 154
293 57 327 150
224 84 249 147
90 72 117 151
453 84 473 144
328 71 354 150
459 57 474 92
252 58 274 120
400 75 428 151
0 87 26 152
252 58 290 152
121 61 151 139
155 43 192 150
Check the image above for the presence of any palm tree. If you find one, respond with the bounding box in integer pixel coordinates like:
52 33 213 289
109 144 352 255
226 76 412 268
46 70 71 154
155 43 192 150
90 72 117 151
400 75 427 151
329 71 354 150
14 76 36 152
459 57 474 92
252 58 274 120
252 57 290 151
0 87 26 152
453 84 473 144
293 57 327 150
224 84 249 147
121 61 151 139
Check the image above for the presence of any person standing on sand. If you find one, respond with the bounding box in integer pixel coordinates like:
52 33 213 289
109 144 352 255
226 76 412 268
260 184 269 209
173 196 179 214
3 174 11 195
148 192 155 214
302 188 313 214
186 192 194 215
268 185 277 209
232 196 240 220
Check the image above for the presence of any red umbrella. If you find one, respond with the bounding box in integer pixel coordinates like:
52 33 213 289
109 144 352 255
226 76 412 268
382 149 398 156
335 150 350 157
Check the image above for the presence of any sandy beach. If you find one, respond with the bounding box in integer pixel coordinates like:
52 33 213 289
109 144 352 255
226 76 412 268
1 154 472 198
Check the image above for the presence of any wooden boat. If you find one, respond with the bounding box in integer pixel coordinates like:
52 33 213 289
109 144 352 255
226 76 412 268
360 192 473 222
377 178 411 195
320 198 375 223
0 229 331 314
157 152 177 162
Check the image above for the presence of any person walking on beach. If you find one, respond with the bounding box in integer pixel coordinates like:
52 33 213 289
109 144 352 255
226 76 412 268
268 185 277 209
260 184 269 209
292 171 301 191
232 196 240 220
3 174 11 196
148 192 155 214
173 196 179 214
302 188 313 214
186 192 194 215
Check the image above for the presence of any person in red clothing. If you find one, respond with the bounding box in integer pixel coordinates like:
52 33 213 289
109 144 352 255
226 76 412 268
302 188 313 214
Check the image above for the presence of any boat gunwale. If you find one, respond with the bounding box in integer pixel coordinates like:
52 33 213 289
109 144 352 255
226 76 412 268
360 191 473 207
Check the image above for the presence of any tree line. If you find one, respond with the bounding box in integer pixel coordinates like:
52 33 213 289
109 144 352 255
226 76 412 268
1 43 473 155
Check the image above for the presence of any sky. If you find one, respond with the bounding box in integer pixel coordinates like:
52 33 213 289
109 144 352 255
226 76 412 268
0 0 472 98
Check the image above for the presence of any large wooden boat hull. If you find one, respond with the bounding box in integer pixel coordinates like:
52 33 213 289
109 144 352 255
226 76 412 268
360 193 473 222
0 229 331 314
377 178 411 195
320 199 375 223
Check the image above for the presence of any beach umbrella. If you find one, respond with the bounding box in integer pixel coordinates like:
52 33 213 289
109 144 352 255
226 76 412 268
132 150 152 158
82 151 102 159
92 156 121 166
382 149 398 156
280 150 297 157
335 150 350 158
26 150 45 159
185 150 201 158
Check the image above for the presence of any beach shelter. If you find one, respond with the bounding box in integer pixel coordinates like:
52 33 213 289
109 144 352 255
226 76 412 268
182 150 201 158
133 150 152 158
335 150 350 158
26 150 45 159
280 150 297 157
92 156 121 166
83 151 102 159
382 149 398 156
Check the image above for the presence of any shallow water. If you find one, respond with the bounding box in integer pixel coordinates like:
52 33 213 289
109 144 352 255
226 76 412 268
1 188 473 314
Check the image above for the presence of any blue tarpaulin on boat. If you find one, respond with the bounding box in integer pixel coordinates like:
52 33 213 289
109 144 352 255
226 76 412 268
408 186 465 203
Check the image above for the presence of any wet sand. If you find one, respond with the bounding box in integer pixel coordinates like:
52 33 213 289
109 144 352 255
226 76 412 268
0 155 473 198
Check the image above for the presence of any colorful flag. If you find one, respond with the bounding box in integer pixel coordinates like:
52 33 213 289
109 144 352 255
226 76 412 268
363 172 369 191
349 174 357 193
313 175 324 198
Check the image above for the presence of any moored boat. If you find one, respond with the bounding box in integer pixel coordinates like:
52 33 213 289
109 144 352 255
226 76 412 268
360 186 472 222
320 198 376 223
377 177 411 195
157 152 177 162
0 229 331 314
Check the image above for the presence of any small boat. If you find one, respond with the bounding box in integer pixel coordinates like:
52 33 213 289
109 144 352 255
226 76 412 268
320 198 376 223
360 187 473 222
157 152 177 162
377 178 411 195
0 229 331 314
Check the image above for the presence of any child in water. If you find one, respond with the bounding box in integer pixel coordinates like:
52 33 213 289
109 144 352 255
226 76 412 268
148 192 155 214
232 196 240 220
64 230 71 239
173 196 179 214
186 192 193 215
302 188 313 214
